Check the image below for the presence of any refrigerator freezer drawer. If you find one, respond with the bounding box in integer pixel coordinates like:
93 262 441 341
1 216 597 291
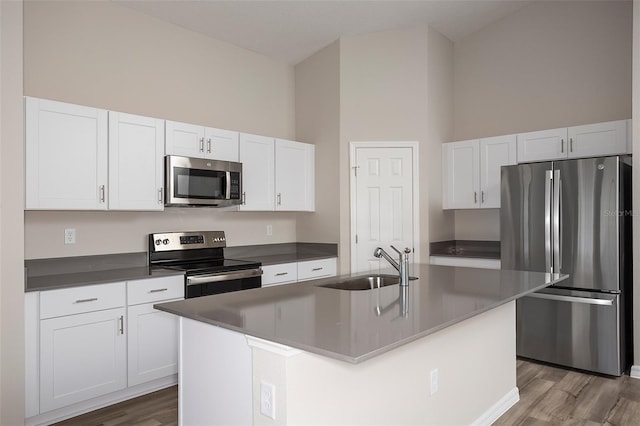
516 290 622 376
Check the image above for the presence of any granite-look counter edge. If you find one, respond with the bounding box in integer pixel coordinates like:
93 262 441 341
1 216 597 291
24 252 184 292
430 240 500 259
226 242 338 265
155 263 567 364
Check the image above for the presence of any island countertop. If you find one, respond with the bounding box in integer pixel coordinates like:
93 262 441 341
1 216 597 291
155 263 567 363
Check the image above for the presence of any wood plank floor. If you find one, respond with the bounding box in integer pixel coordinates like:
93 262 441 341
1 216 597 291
52 359 640 426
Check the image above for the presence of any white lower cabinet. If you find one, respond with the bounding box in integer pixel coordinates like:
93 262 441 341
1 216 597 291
27 275 184 422
40 307 127 412
262 258 337 287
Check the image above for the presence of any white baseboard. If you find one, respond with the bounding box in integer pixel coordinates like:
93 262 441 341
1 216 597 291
630 365 640 379
25 375 177 426
472 387 520 426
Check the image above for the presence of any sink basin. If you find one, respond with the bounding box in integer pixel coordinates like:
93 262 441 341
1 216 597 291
318 274 417 291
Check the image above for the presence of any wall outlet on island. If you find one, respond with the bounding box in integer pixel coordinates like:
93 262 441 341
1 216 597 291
64 228 76 245
260 381 276 419
430 368 439 395
266 224 273 236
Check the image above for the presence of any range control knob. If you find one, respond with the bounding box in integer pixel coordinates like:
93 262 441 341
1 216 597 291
162 239 170 245
155 239 162 246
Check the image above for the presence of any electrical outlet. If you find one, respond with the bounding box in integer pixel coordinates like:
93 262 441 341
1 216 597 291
260 381 276 419
430 368 439 395
64 228 76 245
266 225 273 236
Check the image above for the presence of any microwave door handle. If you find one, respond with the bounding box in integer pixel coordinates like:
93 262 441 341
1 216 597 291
226 171 231 199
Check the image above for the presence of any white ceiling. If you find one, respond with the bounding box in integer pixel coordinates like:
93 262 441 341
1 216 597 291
115 0 534 65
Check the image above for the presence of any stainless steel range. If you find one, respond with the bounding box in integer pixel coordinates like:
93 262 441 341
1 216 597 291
149 231 262 298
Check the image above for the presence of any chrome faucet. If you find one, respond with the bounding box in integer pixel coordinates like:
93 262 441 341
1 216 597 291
373 245 411 286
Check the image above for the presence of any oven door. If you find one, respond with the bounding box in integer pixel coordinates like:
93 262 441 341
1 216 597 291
185 268 262 298
165 155 242 206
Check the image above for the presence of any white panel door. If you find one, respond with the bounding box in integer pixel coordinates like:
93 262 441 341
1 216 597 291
25 97 108 210
274 139 315 211
238 133 275 211
443 140 479 209
353 147 414 273
567 120 628 158
127 300 180 387
479 135 517 208
517 127 568 163
109 112 164 210
205 127 239 162
40 308 126 412
165 120 205 158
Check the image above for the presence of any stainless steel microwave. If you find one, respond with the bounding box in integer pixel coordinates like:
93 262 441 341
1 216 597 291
165 155 242 207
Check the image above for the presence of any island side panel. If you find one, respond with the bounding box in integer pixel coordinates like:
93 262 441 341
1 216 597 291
251 301 517 425
179 318 253 426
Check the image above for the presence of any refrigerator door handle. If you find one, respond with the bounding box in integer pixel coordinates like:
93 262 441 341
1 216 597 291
553 169 561 273
545 170 553 273
526 292 615 306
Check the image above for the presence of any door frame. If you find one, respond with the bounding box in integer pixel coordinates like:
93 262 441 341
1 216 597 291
349 141 421 272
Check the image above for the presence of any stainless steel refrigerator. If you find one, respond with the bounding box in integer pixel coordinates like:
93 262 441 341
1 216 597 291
501 156 632 376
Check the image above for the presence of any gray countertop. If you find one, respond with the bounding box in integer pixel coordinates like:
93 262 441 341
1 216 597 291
155 263 567 363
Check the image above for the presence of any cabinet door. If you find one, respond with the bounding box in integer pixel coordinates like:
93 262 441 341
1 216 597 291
238 133 275 211
205 127 239 162
443 140 480 209
109 112 164 210
40 307 126 412
274 139 315 211
25 97 108 210
517 127 568 163
127 300 180 387
567 120 628 158
165 120 205 158
479 135 517 208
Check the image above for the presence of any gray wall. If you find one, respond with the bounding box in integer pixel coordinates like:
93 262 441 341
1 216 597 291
452 0 632 241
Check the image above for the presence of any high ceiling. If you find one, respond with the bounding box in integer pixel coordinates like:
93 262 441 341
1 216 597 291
115 0 534 65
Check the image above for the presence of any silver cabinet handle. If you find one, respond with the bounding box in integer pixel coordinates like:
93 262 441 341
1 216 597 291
119 315 124 335
242 192 246 205
277 193 282 206
149 288 168 293
207 138 212 153
569 138 573 152
99 185 105 203
199 137 204 152
158 188 163 204
311 267 323 271
75 298 98 304
481 191 485 204
474 191 478 204
275 272 289 276
561 138 564 153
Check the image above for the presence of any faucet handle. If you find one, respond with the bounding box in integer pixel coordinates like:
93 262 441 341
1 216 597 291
389 245 401 255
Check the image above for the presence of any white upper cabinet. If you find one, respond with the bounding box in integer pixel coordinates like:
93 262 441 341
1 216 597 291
166 120 239 162
238 133 275 211
443 135 516 209
275 139 315 211
516 127 568 163
108 112 164 211
25 97 108 210
239 134 315 212
480 135 517 208
517 119 629 163
443 140 479 209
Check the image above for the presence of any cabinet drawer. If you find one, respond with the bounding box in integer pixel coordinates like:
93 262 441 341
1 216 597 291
262 263 298 286
40 282 126 319
298 258 337 281
127 275 184 305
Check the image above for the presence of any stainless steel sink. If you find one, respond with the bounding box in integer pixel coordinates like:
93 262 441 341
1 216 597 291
318 274 417 291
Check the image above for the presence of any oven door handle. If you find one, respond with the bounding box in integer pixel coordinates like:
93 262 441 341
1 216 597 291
186 268 263 286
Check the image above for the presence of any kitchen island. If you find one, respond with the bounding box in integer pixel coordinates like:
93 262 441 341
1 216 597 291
156 264 566 425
